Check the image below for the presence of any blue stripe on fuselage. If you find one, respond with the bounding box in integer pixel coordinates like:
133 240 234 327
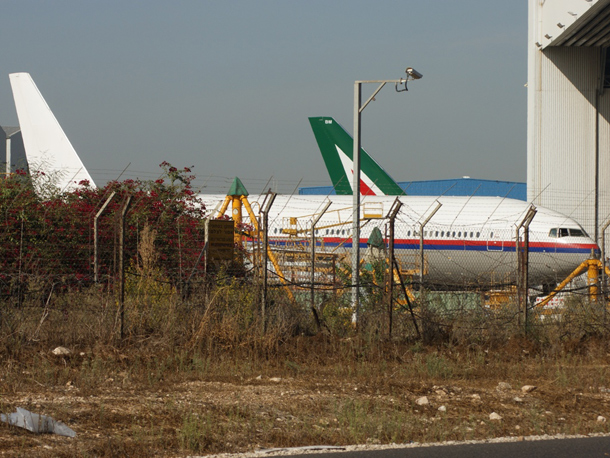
267 238 598 255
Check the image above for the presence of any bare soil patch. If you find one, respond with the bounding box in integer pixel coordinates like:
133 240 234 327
2 339 610 457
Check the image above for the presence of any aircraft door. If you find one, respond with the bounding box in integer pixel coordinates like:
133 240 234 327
486 231 503 251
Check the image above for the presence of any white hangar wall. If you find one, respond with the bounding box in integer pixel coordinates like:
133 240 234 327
528 0 610 247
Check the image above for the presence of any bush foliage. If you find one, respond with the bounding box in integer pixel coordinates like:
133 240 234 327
0 163 206 299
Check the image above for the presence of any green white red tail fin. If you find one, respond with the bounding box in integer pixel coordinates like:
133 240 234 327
308 116 405 196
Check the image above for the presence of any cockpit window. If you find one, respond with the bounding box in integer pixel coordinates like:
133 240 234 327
549 227 589 238
568 228 586 237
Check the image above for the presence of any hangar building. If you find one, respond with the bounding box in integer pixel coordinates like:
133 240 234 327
528 0 610 247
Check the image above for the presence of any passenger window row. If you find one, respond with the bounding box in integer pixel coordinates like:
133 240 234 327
406 230 485 239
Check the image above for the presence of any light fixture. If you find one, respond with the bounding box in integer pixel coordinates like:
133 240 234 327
396 67 423 92
406 67 423 80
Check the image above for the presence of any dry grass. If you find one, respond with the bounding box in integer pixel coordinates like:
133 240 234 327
1 282 610 457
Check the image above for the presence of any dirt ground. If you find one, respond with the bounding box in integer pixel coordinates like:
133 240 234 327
2 346 610 457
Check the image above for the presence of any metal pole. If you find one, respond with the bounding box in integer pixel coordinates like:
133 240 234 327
595 89 600 243
522 222 530 329
118 194 132 341
310 225 317 329
386 198 402 337
601 219 610 333
393 256 420 339
262 209 268 332
388 219 395 337
95 192 116 283
349 73 422 325
419 224 424 286
311 201 331 330
516 206 537 332
261 192 276 333
419 202 442 286
601 220 610 291
516 225 522 325
351 81 362 324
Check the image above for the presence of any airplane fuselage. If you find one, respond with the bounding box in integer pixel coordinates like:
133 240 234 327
204 194 599 287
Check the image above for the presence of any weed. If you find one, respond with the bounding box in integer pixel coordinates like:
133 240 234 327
179 412 215 453
425 353 454 380
2 270 610 456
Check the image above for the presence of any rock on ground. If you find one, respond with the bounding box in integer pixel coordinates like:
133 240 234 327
415 396 429 406
52 347 71 356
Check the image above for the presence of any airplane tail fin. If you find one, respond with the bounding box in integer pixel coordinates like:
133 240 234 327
308 116 404 196
9 73 95 192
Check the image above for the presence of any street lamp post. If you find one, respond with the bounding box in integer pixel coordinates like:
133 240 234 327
351 68 423 324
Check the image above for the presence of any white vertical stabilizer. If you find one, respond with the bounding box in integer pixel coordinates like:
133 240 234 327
9 73 95 192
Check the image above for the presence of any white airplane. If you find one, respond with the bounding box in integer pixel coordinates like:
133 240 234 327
9 72 599 288
203 192 598 288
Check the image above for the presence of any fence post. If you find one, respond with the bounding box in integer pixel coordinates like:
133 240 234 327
386 198 402 338
256 213 262 288
418 201 442 338
118 194 132 341
517 206 537 333
94 192 116 283
418 202 442 286
177 215 183 295
18 216 24 308
184 240 208 299
260 192 277 333
392 256 420 339
311 200 332 331
601 219 610 334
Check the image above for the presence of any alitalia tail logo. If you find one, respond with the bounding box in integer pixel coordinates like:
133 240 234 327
308 116 406 196
335 145 383 196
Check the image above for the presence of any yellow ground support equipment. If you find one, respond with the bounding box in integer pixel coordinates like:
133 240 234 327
216 178 295 303
536 258 610 308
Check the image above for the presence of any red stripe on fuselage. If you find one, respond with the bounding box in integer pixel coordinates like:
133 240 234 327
313 237 598 251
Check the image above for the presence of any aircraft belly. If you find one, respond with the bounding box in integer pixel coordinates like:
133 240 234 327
417 250 516 286
394 248 590 287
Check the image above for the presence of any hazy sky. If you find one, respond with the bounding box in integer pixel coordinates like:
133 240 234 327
0 1 527 194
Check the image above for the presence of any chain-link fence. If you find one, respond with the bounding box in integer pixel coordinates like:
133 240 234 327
1 181 608 346
259 198 608 341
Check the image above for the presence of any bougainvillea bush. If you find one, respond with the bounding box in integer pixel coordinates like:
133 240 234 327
0 163 207 301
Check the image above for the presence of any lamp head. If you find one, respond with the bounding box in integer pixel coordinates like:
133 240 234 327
406 67 423 80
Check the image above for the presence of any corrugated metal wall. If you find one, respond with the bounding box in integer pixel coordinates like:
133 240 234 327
528 2 610 249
